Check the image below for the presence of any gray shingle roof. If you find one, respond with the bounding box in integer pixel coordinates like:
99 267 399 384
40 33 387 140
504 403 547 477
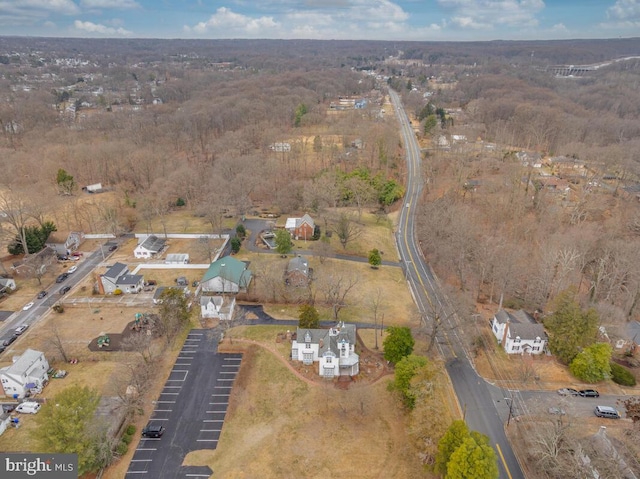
104 262 129 280
139 235 166 253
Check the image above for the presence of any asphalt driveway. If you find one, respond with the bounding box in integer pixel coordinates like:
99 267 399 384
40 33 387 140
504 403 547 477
126 328 242 478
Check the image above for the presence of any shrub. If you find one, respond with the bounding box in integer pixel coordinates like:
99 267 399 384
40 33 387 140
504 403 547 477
121 434 132 445
113 289 122 295
116 441 128 456
235 224 246 239
125 425 136 435
52 304 64 313
611 362 637 386
230 237 241 254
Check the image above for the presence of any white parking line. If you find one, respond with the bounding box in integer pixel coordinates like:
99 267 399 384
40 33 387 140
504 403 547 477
214 386 231 389
186 473 213 476
217 379 235 381
136 448 157 451
203 420 224 423
154 409 172 412
150 418 168 421
156 401 176 404
131 459 152 462
209 402 228 405
161 392 180 395
164 386 181 389
219 371 236 374
196 439 218 442
206 411 227 414
200 429 221 432
125 471 148 474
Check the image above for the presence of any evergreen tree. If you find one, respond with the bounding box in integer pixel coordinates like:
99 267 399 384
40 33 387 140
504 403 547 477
446 431 499 479
383 326 415 364
298 304 320 329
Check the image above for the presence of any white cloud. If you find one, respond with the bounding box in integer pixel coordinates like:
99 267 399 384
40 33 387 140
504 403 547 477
438 0 544 29
0 0 79 26
188 7 279 35
607 0 640 20
73 19 132 35
80 0 140 9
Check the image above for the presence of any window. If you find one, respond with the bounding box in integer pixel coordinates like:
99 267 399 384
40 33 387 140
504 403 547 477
326 356 332 364
303 353 313 364
514 337 521 343
305 343 311 349
533 346 540 352
512 345 520 351
493 323 498 333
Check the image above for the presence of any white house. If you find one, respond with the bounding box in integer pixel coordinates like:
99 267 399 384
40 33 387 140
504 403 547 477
0 413 12 437
491 310 547 355
291 322 359 378
200 295 236 320
134 235 166 259
0 349 49 399
45 231 84 255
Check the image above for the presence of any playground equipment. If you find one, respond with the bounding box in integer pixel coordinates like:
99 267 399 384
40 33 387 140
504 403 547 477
97 333 110 348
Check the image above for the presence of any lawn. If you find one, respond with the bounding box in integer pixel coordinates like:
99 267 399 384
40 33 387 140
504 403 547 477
182 341 430 479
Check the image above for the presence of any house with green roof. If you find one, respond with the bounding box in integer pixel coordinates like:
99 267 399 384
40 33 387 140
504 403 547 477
200 256 252 294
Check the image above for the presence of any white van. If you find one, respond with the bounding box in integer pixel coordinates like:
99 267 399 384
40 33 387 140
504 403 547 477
15 401 41 414
594 405 620 419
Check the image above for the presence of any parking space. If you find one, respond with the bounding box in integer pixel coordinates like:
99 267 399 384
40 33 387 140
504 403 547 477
126 329 242 477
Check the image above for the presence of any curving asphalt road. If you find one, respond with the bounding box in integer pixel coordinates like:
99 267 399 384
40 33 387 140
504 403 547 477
388 89 525 479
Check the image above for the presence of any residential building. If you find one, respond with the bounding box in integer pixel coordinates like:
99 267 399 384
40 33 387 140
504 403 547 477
165 253 189 264
200 295 236 320
285 255 311 287
491 310 547 355
99 262 144 294
291 322 359 378
285 213 315 240
0 349 49 398
134 235 166 259
45 231 84 255
200 256 252 294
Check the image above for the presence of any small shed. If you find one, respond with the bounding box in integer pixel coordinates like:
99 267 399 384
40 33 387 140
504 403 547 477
165 254 190 264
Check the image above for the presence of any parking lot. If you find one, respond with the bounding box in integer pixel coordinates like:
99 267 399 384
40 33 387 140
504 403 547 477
126 329 242 477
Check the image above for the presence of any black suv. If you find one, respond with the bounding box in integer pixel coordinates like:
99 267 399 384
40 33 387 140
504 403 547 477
59 286 71 295
56 273 69 283
1 335 17 347
579 389 599 398
142 423 165 438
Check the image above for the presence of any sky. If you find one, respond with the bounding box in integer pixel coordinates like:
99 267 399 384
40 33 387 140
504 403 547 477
0 0 639 41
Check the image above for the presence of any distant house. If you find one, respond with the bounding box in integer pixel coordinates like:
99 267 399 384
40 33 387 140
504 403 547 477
491 310 547 355
269 142 291 152
0 278 16 294
291 322 359 378
99 262 143 294
200 295 236 321
285 255 311 287
165 253 189 264
0 349 49 398
200 256 252 294
285 214 315 240
45 231 84 255
134 235 166 259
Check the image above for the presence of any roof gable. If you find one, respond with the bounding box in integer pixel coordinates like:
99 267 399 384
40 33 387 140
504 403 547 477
202 256 251 285
104 262 129 279
138 235 166 253
3 349 44 376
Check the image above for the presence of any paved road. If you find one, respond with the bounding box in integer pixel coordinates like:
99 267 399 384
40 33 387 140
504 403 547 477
0 241 120 353
126 329 241 478
389 89 525 479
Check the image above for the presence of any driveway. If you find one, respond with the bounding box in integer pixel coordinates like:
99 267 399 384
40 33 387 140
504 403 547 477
126 328 241 478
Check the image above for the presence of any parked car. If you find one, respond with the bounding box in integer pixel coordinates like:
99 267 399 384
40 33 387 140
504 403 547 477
557 388 579 397
594 406 620 419
67 265 77 274
579 389 600 398
22 302 34 311
14 325 28 336
37 290 48 299
56 273 69 283
59 286 71 295
141 423 165 438
72 251 83 257
15 402 41 414
548 407 566 415
107 244 117 252
1 335 17 347
1 403 16 413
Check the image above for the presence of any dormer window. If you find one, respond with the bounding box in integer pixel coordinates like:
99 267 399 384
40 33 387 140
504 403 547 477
514 337 521 343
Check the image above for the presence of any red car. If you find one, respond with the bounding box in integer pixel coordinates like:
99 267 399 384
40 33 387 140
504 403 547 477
72 252 83 257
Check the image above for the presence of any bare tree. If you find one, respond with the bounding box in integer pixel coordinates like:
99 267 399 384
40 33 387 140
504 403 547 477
322 274 358 321
49 319 69 363
369 288 383 349
333 213 361 250
0 189 32 255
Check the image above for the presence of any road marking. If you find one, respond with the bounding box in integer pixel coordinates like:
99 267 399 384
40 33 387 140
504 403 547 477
203 419 224 423
196 439 218 442
154 409 172 412
200 429 221 432
209 402 228 405
211 394 228 396
496 444 513 479
206 411 226 414
217 378 235 382
164 386 181 389
156 401 176 404
131 459 152 462
150 418 169 421
161 392 180 395
136 448 157 451
223 358 241 361
125 471 148 474
214 386 231 389
186 474 213 476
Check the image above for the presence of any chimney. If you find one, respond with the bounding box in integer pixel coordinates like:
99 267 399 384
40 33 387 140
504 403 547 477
501 314 510 346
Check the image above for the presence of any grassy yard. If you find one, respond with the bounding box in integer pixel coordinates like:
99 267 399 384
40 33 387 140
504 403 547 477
182 341 430 479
